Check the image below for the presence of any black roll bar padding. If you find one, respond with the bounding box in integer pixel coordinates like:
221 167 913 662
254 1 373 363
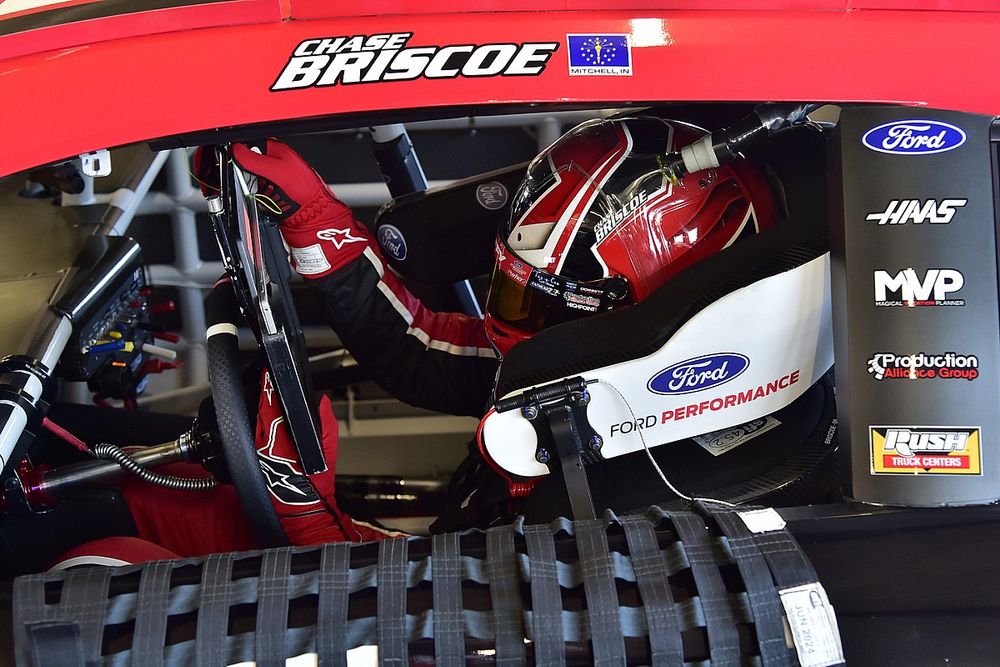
205 281 288 548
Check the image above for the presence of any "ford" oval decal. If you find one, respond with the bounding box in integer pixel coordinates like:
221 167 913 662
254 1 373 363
862 120 967 155
377 224 407 261
648 353 750 395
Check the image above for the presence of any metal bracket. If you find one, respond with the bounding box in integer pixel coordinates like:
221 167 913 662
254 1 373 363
505 377 604 520
80 149 111 177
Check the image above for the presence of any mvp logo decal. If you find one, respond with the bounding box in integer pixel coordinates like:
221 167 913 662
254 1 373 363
873 268 965 307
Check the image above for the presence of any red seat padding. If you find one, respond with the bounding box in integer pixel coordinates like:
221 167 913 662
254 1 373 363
119 462 259 557
50 536 181 569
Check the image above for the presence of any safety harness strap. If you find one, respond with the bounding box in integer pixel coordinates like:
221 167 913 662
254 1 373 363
706 506 845 667
752 525 821 589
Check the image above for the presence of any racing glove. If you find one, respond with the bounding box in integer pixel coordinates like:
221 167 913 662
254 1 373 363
254 368 405 544
232 140 372 279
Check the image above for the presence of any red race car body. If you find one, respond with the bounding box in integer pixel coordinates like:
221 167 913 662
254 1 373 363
3 0 1000 176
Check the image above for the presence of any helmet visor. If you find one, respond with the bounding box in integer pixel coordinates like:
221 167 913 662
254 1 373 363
486 238 629 337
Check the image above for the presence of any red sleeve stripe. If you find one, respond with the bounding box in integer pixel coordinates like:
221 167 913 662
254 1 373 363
363 248 496 359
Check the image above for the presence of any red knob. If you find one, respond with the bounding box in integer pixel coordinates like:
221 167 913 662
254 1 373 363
148 300 176 315
154 331 181 343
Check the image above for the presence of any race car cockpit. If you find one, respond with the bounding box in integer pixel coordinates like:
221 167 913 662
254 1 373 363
1 95 998 665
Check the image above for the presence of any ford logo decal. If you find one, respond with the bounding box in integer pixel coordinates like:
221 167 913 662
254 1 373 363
378 224 407 261
862 119 967 155
648 353 750 395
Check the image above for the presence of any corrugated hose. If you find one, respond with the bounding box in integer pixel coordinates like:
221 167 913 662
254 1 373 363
92 442 218 491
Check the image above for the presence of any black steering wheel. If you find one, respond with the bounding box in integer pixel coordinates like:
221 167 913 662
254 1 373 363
202 146 328 547
205 283 288 547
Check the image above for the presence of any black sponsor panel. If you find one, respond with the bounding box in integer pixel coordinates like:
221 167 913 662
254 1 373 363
373 162 527 282
830 107 1000 505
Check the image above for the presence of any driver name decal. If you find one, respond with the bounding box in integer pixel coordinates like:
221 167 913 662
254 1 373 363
272 33 559 90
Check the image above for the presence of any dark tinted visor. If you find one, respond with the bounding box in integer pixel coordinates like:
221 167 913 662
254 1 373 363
486 238 629 336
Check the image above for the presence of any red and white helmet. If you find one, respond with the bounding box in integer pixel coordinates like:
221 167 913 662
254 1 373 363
484 116 776 355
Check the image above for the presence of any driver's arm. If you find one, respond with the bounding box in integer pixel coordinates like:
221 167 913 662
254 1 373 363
231 141 498 418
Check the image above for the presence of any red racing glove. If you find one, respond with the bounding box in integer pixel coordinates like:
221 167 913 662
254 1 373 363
232 140 372 279
254 369 405 544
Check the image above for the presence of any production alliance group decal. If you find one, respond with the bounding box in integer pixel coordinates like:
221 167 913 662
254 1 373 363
271 32 636 90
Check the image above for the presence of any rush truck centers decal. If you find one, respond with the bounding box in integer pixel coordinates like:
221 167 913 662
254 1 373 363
865 199 967 225
870 426 982 475
862 120 967 155
873 268 965 307
273 33 559 90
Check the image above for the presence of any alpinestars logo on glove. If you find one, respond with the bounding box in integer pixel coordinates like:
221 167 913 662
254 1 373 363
258 416 321 505
273 33 559 90
317 228 366 250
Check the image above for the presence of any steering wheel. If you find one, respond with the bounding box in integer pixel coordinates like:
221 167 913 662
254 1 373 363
205 282 289 547
201 146 329 547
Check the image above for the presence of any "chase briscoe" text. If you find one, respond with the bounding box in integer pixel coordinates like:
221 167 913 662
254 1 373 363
272 33 559 90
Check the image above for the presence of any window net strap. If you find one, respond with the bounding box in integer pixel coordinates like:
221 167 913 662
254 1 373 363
486 523 527 664
132 560 172 667
377 537 409 665
669 511 743 666
195 552 235 667
11 506 836 666
317 542 350 667
523 523 566 667
255 547 293 666
431 532 464 665
574 518 627 665
619 515 683 666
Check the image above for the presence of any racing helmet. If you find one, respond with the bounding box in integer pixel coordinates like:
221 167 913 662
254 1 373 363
484 116 776 355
